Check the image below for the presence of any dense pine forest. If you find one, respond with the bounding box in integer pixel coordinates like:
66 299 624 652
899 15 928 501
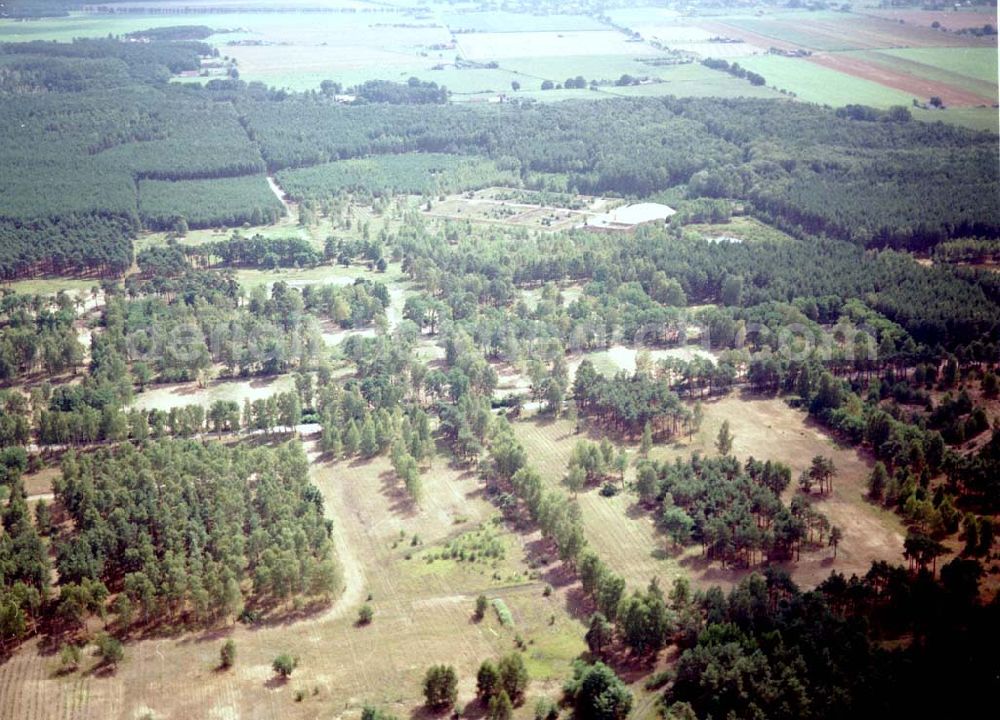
0 17 999 720
1 34 998 278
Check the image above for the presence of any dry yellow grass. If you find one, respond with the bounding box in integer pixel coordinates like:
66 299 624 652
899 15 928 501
0 442 584 719
513 393 906 592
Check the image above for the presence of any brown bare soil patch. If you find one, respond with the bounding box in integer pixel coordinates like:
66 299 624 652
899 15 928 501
862 9 999 32
809 51 995 106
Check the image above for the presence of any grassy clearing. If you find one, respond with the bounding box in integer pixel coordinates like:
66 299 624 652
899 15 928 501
129 374 295 413
513 393 906 592
423 187 617 231
2 277 98 297
136 219 314 254
501 54 674 85
232 261 407 292
683 216 798 244
513 414 688 592
661 394 906 588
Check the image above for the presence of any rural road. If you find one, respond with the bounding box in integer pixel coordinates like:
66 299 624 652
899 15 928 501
266 176 292 216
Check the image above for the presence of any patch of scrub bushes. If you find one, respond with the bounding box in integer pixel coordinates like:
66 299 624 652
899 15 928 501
422 527 506 565
492 598 514 626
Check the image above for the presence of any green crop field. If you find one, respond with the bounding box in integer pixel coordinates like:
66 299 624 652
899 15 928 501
434 10 603 33
456 30 662 61
603 63 782 100
739 54 918 107
723 12 864 51
844 49 998 104
879 47 999 86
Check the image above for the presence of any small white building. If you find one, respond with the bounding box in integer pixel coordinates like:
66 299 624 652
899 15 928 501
585 202 676 232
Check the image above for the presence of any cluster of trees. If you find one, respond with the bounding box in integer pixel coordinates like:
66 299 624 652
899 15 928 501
675 97 998 249
700 57 766 86
785 355 1000 548
276 153 517 200
392 212 996 359
124 25 216 43
30 402 244 447
0 38 275 276
927 389 990 443
622 231 997 349
351 77 448 104
302 279 389 329
476 652 529 713
2 37 209 81
320 393 434 466
573 362 684 437
423 665 459 709
138 175 284 230
0 291 84 381
117 275 322 381
634 453 835 568
932 237 1000 265
2 439 339 646
52 440 339 629
242 96 741 195
483 419 587 564
835 103 913 123
0 214 135 280
566 438 627 493
183 234 322 270
663 563 998 718
0 448 49 644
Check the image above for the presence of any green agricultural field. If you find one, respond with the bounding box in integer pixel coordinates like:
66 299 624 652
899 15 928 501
879 47 999 87
841 49 998 105
721 13 857 51
910 106 999 133
603 6 686 28
500 56 781 100
603 63 782 100
276 153 519 199
501 53 687 84
0 11 265 42
417 67 524 96
739 54 917 107
457 29 661 62
434 10 604 33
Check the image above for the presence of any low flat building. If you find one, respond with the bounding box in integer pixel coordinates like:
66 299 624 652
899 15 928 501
585 202 676 232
